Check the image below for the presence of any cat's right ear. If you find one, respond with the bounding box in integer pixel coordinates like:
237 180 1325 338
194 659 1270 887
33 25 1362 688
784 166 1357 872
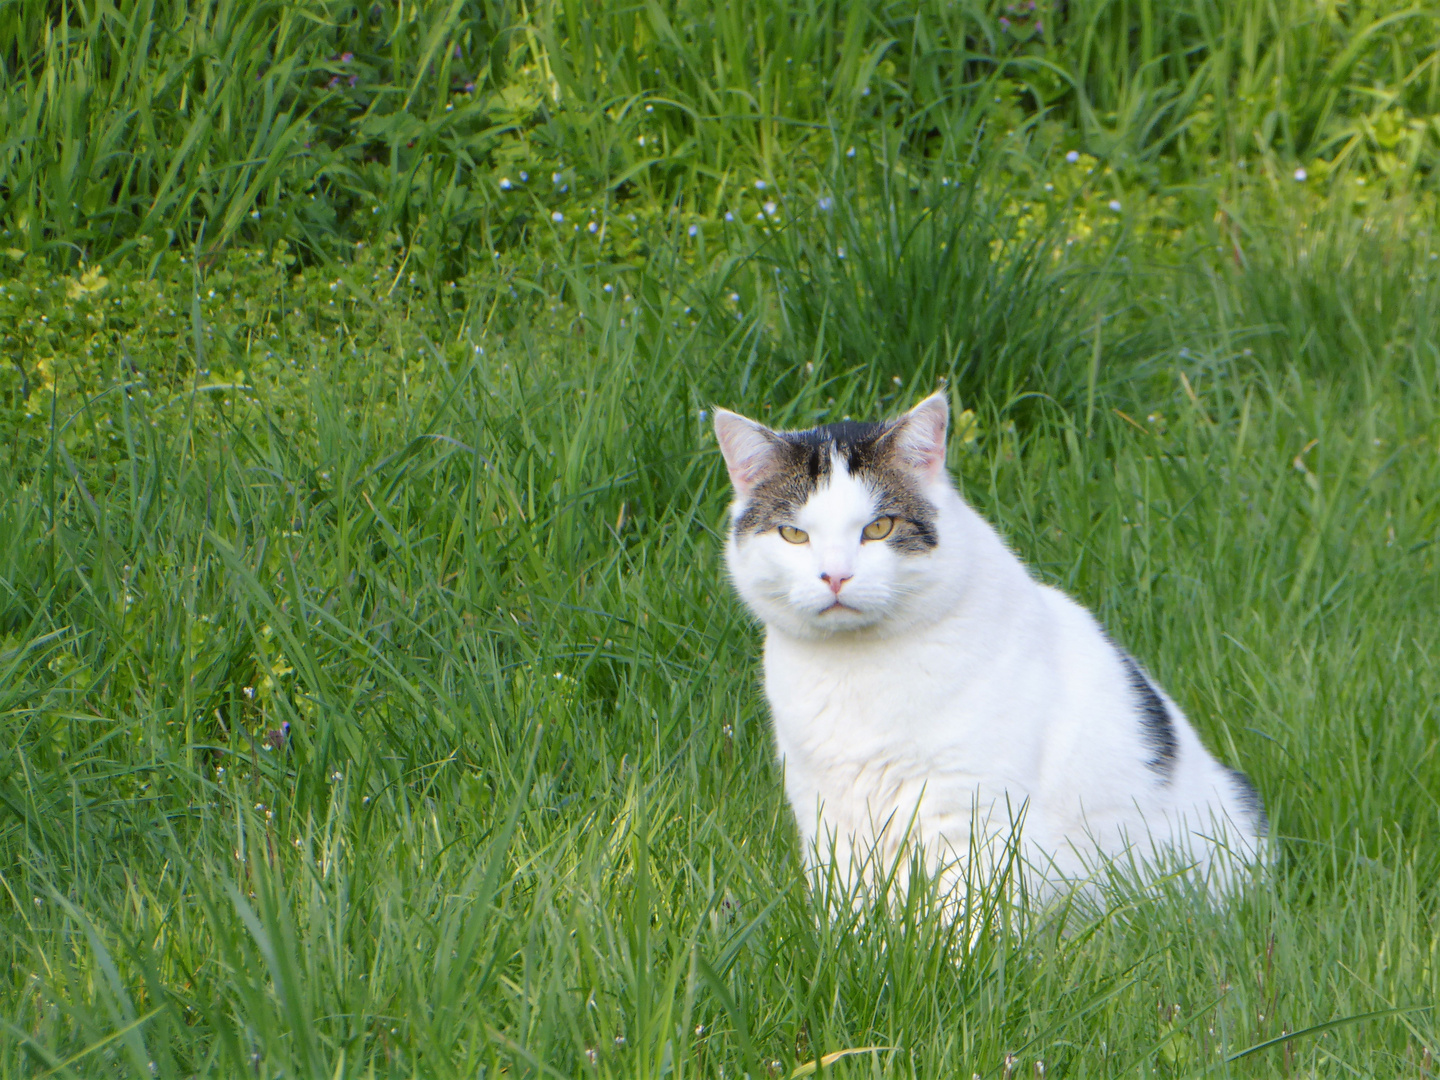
713 409 778 497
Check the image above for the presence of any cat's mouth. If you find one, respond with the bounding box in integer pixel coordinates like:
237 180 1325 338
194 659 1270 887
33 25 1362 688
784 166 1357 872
821 600 860 614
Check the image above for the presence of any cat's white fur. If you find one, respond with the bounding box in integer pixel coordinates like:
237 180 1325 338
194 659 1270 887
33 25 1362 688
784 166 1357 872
715 393 1265 903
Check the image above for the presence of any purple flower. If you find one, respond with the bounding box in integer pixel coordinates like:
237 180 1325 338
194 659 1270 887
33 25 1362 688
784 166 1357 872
348 74 358 87
464 81 474 93
328 76 340 89
999 16 1011 29
453 44 462 58
340 51 353 63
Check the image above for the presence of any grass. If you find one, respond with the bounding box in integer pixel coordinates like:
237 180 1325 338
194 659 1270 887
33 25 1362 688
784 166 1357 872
2 1 1440 1076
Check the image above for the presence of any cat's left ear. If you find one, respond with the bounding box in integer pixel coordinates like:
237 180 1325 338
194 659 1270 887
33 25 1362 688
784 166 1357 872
889 393 949 482
713 408 780 497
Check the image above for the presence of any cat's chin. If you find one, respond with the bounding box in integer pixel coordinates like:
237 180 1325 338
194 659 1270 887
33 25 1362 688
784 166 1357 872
766 602 895 640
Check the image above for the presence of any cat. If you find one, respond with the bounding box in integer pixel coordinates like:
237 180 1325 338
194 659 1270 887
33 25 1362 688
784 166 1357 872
713 392 1267 906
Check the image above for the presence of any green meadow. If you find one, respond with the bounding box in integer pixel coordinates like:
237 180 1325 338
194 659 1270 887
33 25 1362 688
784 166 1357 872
2 0 1439 1075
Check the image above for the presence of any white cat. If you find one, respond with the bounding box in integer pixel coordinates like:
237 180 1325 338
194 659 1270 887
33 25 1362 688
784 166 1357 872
714 393 1266 905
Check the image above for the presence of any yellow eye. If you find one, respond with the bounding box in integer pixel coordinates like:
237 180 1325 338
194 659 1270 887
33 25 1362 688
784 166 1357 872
778 525 809 544
862 516 895 541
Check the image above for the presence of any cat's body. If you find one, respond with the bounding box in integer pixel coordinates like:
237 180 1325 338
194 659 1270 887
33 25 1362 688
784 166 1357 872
714 394 1265 902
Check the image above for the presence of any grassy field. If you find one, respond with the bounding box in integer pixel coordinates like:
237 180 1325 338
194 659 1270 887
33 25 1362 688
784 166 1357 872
3 1 1440 1076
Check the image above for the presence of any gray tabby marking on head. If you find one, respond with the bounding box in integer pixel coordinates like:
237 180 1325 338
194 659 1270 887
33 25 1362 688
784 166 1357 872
732 419 939 552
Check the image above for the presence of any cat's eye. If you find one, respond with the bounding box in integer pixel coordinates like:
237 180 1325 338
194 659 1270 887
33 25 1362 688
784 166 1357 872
778 525 809 544
862 516 895 541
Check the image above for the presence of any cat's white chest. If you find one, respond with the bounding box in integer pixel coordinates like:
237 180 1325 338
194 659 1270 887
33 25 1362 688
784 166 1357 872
761 622 1051 860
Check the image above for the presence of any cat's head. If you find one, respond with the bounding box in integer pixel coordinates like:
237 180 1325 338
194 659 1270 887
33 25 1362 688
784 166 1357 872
714 394 964 639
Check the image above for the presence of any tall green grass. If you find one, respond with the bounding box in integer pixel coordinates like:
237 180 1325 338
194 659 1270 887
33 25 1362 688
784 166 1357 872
3 0 1440 1074
4 0 1438 264
3 179 1439 1073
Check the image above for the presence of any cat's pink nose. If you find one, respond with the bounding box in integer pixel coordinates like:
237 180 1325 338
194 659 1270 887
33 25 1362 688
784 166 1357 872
821 571 852 595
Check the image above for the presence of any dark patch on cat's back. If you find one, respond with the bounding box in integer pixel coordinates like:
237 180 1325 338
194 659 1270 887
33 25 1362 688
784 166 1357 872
1120 655 1178 780
1227 767 1268 838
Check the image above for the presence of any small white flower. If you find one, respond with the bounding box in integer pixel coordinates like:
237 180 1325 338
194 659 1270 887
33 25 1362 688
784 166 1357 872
1294 167 1307 181
688 224 698 237
724 211 734 222
818 196 834 211
763 201 777 216
588 221 598 233
1066 150 1080 163
552 211 564 222
637 135 646 146
519 171 528 181
754 179 767 189
846 145 856 157
1044 182 1054 191
861 86 870 96
729 292 740 302
604 283 614 293
553 172 563 184
250 210 260 219
645 103 653 112
499 177 512 190
1108 199 1122 212
837 246 846 258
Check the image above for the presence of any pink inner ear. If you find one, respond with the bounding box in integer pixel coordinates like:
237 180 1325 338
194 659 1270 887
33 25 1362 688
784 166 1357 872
895 394 949 479
713 409 777 496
